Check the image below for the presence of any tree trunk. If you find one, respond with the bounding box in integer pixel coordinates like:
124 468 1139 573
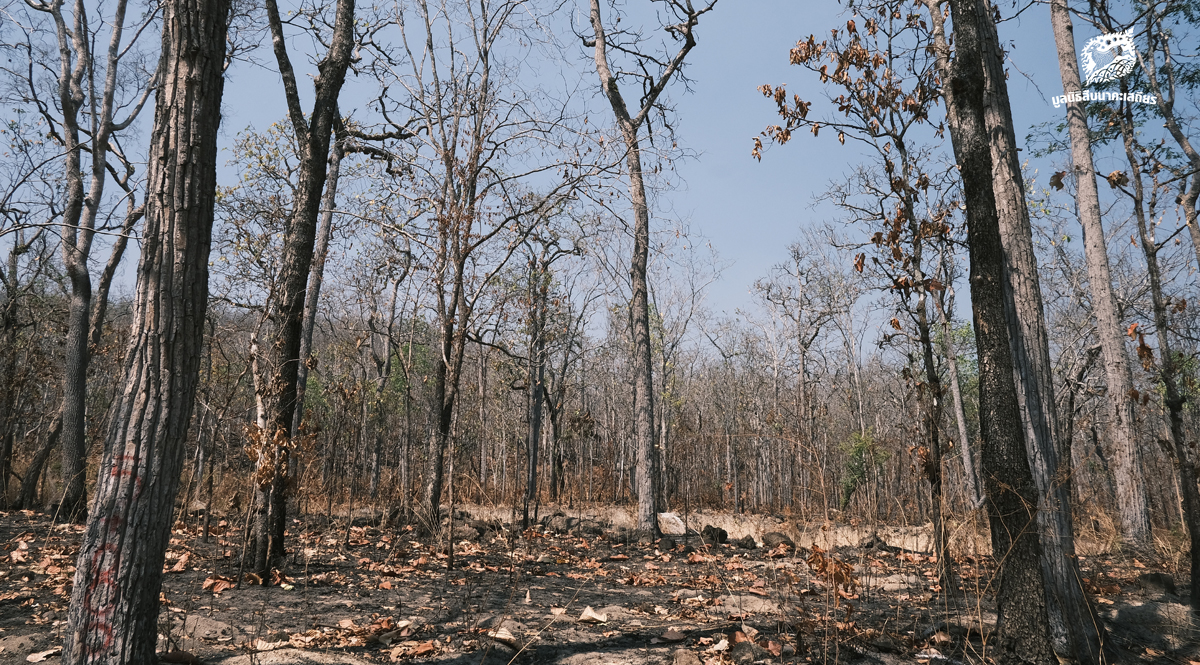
927 0 1057 660
1048 0 1149 547
935 276 983 507
587 0 712 538
291 125 345 440
17 415 63 510
62 0 228 658
972 1 1105 657
252 0 355 575
1119 93 1200 612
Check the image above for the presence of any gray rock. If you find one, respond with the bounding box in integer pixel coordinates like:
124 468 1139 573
701 525 728 545
658 512 686 536
762 532 795 550
728 640 768 664
673 648 704 665
732 535 758 549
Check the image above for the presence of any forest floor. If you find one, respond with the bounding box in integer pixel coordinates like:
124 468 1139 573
0 506 1195 665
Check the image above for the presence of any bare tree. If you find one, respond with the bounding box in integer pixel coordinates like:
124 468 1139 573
585 0 717 539
4 0 157 518
63 0 228 658
1048 0 1149 548
248 0 356 575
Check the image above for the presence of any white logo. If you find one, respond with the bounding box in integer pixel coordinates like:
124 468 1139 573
1081 30 1137 86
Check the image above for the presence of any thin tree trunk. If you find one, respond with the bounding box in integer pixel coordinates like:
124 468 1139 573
587 0 714 538
1119 94 1200 612
62 0 228 658
17 415 63 510
252 0 355 575
1048 0 1149 547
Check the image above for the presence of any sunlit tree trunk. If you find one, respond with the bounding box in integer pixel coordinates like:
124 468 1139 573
1048 0 1148 547
62 0 228 658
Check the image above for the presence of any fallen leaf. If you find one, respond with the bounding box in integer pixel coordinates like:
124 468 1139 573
202 575 235 595
767 641 782 656
27 647 62 663
413 641 436 656
254 639 287 651
487 627 517 645
578 606 607 623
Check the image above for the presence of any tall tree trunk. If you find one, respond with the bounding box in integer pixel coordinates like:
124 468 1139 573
925 0 1057 660
523 262 548 528
251 0 355 576
1119 94 1200 612
972 0 1105 657
1048 0 1149 547
291 124 345 440
62 0 228 658
17 415 63 510
934 273 983 507
587 0 714 537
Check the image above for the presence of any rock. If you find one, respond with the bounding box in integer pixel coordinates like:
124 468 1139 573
701 524 728 546
728 640 768 664
716 595 780 615
1138 572 1176 596
1104 601 1192 651
673 649 704 665
732 535 758 549
762 531 795 550
658 512 686 535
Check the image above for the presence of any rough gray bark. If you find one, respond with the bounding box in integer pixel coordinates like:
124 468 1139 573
291 125 345 440
251 0 355 575
973 1 1105 658
924 0 1057 660
1048 0 1149 547
587 0 715 538
61 0 228 658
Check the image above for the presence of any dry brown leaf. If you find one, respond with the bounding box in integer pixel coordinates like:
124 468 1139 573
413 641 436 656
202 575 235 595
578 606 607 623
26 647 62 663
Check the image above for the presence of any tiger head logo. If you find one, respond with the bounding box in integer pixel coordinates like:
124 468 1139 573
1081 30 1138 86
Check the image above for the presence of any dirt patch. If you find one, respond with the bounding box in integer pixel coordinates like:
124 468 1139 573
0 508 1193 664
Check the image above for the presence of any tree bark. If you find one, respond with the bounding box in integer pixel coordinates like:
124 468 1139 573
925 0 1057 660
587 0 714 538
251 0 355 575
1048 0 1149 547
1118 92 1200 612
62 0 228 659
974 1 1105 658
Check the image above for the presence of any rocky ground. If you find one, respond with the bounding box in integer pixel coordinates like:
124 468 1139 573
0 506 1194 664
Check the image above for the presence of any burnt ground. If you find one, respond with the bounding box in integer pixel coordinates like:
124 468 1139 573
0 507 1195 665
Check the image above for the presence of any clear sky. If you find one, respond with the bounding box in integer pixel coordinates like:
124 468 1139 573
215 0 1084 317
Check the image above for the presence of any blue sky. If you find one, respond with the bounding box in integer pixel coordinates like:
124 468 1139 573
215 0 1088 317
